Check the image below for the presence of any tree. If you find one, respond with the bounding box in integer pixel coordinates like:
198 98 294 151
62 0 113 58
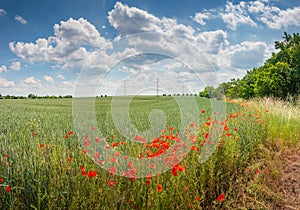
199 86 215 98
28 93 37 99
221 32 300 101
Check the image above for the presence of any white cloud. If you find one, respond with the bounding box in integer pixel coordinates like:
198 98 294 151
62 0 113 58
9 18 111 65
61 81 73 87
56 74 65 80
15 15 27 24
0 65 7 73
43 75 54 83
196 30 228 54
215 41 270 70
0 9 7 16
9 61 21 71
240 1 300 30
163 62 184 71
0 77 15 87
193 12 213 25
220 1 257 31
260 6 300 29
24 76 39 85
248 1 267 13
108 2 162 34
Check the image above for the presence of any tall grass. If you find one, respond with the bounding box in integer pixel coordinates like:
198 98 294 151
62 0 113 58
249 98 300 147
0 97 286 209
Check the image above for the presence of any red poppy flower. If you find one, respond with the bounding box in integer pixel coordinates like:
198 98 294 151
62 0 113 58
113 142 118 147
178 165 185 172
146 174 152 180
201 109 205 114
0 178 4 183
68 157 72 162
111 156 116 163
87 171 97 178
108 166 116 175
69 131 74 135
157 184 163 193
196 196 201 202
5 186 11 192
149 163 155 168
172 168 178 176
65 135 69 139
109 180 115 186
39 143 44 148
217 193 225 202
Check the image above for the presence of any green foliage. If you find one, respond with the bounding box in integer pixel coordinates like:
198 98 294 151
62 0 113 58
201 32 300 101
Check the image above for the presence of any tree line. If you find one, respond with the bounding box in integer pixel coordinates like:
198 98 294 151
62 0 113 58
0 94 72 99
200 32 300 101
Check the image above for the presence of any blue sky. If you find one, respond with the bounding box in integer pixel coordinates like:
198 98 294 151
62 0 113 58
0 0 299 96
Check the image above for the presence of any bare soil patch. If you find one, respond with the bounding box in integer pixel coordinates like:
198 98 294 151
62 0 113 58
274 150 300 210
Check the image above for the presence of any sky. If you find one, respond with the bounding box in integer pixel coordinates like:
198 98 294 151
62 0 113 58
0 0 299 96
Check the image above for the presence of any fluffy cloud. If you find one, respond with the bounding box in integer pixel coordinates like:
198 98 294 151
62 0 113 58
9 18 111 66
196 30 228 54
251 4 300 29
108 2 162 34
0 9 7 16
0 77 15 87
43 75 54 83
193 12 213 25
61 81 73 87
107 1 229 73
0 65 7 73
9 61 21 71
56 74 65 80
223 1 300 30
24 76 39 85
220 2 257 31
15 15 27 24
193 1 300 31
215 41 271 70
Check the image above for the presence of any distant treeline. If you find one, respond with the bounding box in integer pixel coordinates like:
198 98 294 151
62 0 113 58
1 93 199 99
200 32 300 101
0 94 73 99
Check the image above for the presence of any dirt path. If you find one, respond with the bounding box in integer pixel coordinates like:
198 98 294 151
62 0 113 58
274 150 300 210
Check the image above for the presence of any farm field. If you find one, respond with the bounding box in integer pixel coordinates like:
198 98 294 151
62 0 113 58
0 96 299 209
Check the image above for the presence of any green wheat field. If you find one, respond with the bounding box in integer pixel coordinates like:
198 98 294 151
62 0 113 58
0 97 299 209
